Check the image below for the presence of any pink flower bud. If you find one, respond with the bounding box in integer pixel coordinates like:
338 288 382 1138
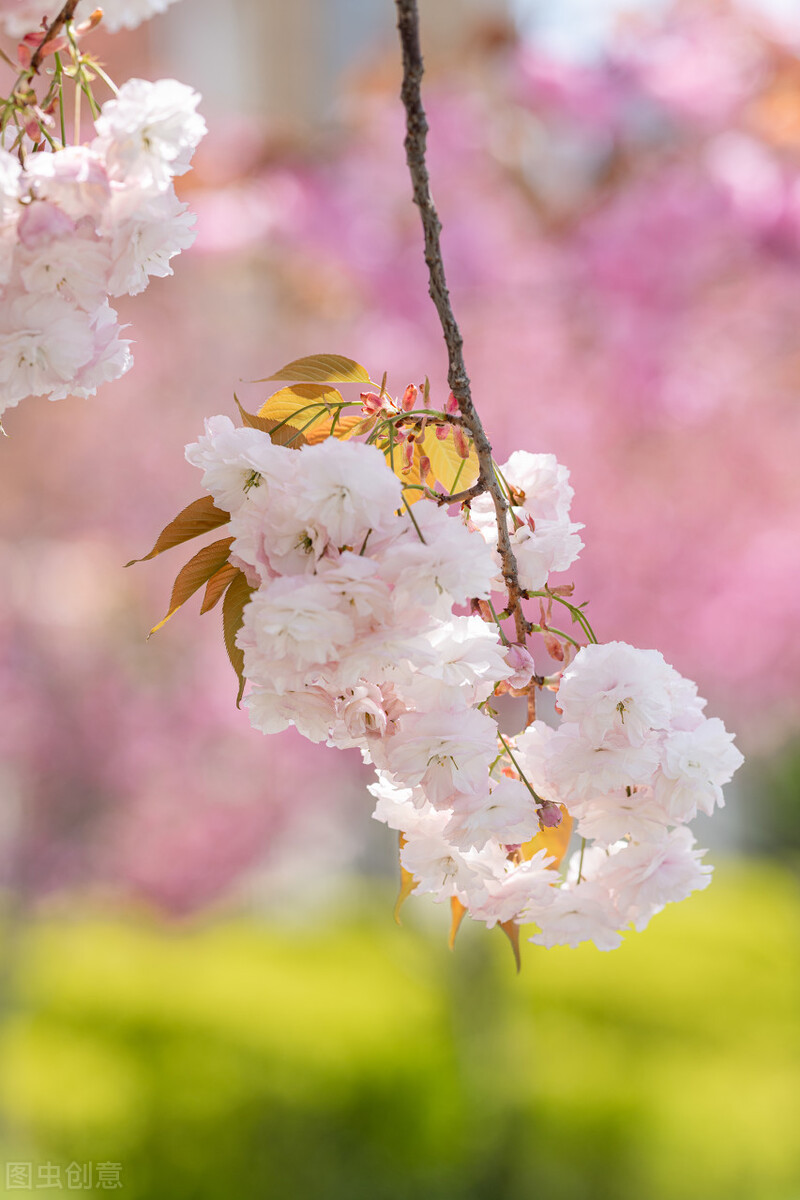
538 801 563 828
360 390 385 416
401 383 418 411
542 631 565 662
453 425 470 459
505 643 536 688
435 422 449 440
445 391 460 416
419 455 431 482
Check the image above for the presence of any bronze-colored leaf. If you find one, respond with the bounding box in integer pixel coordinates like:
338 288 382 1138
234 396 307 448
259 353 370 384
222 568 254 707
499 919 522 973
393 833 418 924
448 897 468 950
125 496 230 567
149 537 234 635
200 561 240 614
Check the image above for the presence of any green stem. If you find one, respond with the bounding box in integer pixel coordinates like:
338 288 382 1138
88 60 119 96
529 622 582 650
576 837 587 885
485 599 510 647
529 591 598 644
402 495 427 544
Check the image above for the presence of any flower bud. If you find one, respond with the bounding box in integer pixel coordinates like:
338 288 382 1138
538 801 563 828
360 390 386 415
401 383 418 411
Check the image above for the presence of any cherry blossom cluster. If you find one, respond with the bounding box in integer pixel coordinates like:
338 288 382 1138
0 76 205 418
0 0 184 37
185 414 743 951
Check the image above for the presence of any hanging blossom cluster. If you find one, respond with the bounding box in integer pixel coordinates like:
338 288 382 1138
0 14 204 419
140 361 743 957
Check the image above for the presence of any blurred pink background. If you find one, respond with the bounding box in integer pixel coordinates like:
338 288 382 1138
1 0 799 916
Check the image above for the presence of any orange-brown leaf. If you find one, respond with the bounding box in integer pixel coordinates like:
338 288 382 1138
499 919 522 973
200 561 240 615
222 569 254 707
234 396 308 448
305 413 364 444
448 897 468 950
394 833 418 924
149 537 234 635
125 496 230 567
521 806 574 870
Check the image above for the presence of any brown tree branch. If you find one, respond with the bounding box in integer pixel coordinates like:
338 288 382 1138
394 0 529 643
29 0 81 74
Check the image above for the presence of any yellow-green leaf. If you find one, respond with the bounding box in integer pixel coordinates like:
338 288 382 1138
125 496 230 567
384 440 426 504
200 561 240 615
150 537 234 635
234 397 307 448
259 354 371 384
421 425 479 494
222 569 254 707
257 384 345 440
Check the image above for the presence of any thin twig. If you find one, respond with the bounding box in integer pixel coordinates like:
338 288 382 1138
434 481 485 507
395 0 528 642
29 0 80 74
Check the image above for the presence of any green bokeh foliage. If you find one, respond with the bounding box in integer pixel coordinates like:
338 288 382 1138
0 859 797 1200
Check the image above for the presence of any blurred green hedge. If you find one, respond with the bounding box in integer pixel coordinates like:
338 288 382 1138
0 859 797 1200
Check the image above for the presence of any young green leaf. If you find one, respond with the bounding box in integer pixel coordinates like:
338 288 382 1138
222 568 255 707
125 496 230 567
149 537 234 635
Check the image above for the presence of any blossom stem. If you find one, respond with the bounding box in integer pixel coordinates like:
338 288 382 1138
496 732 545 806
576 837 587 884
485 598 510 646
529 622 582 649
527 590 598 644
395 0 528 644
89 61 119 97
402 495 427 544
54 52 67 146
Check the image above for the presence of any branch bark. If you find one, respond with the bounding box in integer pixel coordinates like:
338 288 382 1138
394 0 529 643
29 0 81 74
